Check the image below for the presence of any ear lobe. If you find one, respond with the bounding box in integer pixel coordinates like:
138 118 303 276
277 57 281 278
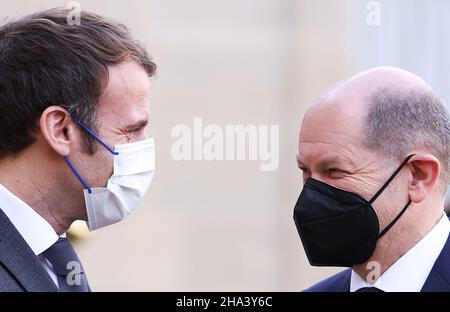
408 154 441 204
39 106 74 157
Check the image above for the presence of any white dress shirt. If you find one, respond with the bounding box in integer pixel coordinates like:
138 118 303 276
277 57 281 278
0 184 62 288
350 212 450 292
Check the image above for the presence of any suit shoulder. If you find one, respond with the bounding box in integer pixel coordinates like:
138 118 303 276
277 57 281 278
0 262 24 291
0 209 11 242
304 269 351 292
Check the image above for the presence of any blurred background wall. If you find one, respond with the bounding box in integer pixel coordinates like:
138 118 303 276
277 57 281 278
1 0 449 291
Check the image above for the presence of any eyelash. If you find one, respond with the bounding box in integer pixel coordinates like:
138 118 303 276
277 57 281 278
126 127 143 134
328 168 351 177
300 168 349 176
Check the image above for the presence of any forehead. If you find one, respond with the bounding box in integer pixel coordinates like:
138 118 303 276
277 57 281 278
298 93 367 165
97 61 150 125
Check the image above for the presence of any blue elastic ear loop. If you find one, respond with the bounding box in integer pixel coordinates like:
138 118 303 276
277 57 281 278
64 156 92 194
69 113 119 156
64 113 120 194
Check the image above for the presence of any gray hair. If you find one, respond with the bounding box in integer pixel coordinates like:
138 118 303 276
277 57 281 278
362 87 450 190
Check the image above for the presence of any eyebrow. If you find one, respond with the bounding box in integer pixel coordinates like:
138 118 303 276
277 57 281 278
124 119 148 131
297 155 351 169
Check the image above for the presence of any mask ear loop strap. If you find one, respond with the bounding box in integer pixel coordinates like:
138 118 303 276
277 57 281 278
369 154 416 205
378 200 411 238
64 112 120 193
69 112 119 156
64 156 92 194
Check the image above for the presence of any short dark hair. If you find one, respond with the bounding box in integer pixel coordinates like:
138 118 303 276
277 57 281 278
363 87 450 189
0 8 156 157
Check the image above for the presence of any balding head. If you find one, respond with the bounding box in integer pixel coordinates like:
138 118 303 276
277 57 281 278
301 66 450 192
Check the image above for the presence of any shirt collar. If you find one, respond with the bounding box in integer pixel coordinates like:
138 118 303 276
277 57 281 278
0 184 59 256
351 212 450 292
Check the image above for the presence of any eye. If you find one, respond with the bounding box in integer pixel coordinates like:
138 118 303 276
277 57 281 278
127 126 141 133
124 126 145 138
327 168 349 177
122 121 147 135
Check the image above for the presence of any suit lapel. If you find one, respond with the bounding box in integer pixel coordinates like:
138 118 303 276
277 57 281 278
421 231 450 292
332 230 450 292
0 209 58 292
340 269 351 292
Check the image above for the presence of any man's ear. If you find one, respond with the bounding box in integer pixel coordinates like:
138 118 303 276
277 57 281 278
407 154 441 204
39 106 75 157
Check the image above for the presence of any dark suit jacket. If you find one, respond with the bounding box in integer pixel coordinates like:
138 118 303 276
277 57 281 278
0 209 58 291
305 226 450 292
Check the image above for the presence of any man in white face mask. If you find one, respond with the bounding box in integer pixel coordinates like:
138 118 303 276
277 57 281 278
0 8 156 291
65 87 155 231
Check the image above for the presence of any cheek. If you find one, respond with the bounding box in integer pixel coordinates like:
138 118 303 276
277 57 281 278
101 155 115 182
370 177 410 228
331 175 381 202
88 150 115 187
354 169 392 198
372 195 397 230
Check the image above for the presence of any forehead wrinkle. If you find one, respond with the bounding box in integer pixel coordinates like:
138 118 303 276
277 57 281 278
298 142 359 169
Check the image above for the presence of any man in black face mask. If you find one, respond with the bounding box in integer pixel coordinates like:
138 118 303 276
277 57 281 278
294 67 450 292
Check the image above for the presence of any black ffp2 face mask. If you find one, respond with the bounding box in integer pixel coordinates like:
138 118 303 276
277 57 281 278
293 155 415 267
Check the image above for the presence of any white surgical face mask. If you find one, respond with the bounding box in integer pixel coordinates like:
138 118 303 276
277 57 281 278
64 114 155 231
83 139 155 230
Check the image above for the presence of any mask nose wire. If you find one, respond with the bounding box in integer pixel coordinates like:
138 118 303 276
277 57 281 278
368 154 416 205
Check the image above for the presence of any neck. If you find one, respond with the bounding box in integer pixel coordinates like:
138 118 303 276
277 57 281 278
0 151 84 235
353 204 444 282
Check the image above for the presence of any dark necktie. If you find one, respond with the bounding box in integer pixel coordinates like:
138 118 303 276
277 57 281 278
42 237 90 292
356 287 384 292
